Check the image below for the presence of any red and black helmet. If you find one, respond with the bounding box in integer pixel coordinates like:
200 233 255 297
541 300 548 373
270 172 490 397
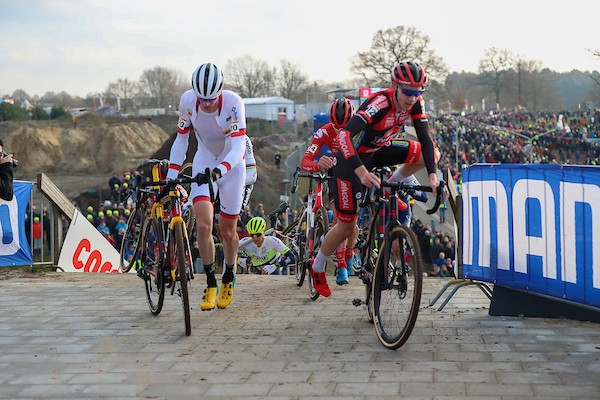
391 61 428 87
328 97 355 129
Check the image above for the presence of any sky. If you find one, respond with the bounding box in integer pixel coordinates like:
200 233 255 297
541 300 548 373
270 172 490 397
1 0 599 98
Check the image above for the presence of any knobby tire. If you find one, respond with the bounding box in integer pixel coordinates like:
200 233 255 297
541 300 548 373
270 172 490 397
372 225 423 349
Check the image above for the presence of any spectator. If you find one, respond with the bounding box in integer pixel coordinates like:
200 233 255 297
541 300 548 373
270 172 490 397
96 218 110 237
108 172 121 193
433 251 446 270
439 198 448 223
114 217 127 233
419 229 433 265
0 138 14 201
274 152 281 169
32 216 43 253
443 258 455 278
114 227 125 251
253 203 265 218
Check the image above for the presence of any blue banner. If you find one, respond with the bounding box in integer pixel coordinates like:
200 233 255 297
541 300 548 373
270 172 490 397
461 164 600 309
0 181 33 267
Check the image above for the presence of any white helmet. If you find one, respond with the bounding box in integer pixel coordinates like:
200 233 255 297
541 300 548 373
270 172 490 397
191 63 224 99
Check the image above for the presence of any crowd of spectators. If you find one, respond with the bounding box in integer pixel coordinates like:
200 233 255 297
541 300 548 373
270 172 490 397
433 109 600 183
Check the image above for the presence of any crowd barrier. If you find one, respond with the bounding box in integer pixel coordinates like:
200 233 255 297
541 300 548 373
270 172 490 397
461 163 600 320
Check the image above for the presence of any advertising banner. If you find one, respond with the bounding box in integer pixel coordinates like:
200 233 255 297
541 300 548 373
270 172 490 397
462 164 600 308
0 181 33 267
58 210 122 273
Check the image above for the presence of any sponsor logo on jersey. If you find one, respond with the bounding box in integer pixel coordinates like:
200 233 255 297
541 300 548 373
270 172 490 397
307 144 318 154
314 128 325 139
338 131 353 159
338 179 353 211
187 109 192 116
226 116 232 122
231 106 239 121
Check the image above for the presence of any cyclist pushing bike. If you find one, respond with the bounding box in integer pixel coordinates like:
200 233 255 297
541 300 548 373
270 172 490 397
237 217 295 275
300 97 358 286
166 63 247 311
310 61 440 297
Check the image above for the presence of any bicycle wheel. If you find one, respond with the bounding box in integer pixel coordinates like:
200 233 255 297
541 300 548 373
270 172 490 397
142 218 166 315
281 217 305 286
120 204 144 273
172 221 192 336
308 206 329 301
371 225 423 349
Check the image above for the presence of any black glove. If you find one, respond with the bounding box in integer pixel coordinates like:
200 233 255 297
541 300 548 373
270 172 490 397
211 168 222 181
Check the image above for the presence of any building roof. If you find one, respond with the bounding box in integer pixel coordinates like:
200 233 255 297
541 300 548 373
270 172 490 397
243 96 294 105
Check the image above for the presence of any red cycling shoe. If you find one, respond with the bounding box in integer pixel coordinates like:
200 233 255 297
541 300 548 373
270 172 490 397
310 261 331 297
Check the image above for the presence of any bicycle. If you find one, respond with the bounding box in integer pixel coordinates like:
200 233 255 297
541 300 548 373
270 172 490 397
353 167 445 349
281 167 332 300
120 161 195 273
133 160 214 336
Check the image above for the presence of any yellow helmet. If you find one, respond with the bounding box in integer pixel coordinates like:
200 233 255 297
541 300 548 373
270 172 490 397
246 217 266 235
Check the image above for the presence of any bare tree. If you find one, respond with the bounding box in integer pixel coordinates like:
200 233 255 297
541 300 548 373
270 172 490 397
350 25 449 87
139 67 185 108
517 59 545 111
10 89 31 103
275 59 308 101
106 78 139 100
445 72 480 111
478 47 515 106
225 56 275 98
105 78 140 112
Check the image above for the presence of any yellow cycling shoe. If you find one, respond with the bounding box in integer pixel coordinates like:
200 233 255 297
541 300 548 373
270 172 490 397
216 282 234 309
200 287 217 311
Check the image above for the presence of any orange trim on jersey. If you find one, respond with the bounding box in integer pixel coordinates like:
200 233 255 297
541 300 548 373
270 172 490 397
411 112 427 120
231 129 246 137
219 210 239 220
221 161 231 172
169 164 181 171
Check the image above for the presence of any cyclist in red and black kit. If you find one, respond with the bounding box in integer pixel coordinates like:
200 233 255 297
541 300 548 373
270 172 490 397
300 97 357 285
309 61 440 297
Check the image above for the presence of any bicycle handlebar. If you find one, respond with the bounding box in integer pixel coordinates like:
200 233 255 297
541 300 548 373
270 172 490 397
291 167 334 194
358 180 447 215
140 168 215 203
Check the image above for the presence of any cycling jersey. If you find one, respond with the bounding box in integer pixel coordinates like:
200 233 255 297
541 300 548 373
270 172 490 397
167 89 247 218
300 123 339 173
238 235 292 274
244 135 257 186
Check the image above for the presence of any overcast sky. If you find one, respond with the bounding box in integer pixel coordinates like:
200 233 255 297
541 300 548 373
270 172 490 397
1 0 598 98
